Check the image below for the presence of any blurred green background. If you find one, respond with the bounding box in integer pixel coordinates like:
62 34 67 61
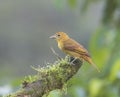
0 0 120 97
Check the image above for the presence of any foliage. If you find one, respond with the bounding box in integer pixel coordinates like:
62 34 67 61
2 0 120 97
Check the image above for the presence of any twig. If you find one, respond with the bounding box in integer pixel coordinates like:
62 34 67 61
50 47 61 60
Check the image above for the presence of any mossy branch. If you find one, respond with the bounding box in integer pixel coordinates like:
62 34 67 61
8 56 83 97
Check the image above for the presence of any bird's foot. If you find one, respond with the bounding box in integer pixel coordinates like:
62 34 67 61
69 57 77 65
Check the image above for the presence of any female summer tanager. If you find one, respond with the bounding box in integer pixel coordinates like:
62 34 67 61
50 32 100 72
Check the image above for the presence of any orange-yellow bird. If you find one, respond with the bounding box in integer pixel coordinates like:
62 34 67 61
50 32 100 72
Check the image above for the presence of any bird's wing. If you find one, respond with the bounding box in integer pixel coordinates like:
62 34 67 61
63 38 90 57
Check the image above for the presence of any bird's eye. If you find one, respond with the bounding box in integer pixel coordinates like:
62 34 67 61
57 34 60 37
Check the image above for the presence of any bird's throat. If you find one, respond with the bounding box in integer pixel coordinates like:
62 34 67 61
58 42 63 50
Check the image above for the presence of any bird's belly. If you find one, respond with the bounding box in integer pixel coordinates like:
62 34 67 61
64 50 80 58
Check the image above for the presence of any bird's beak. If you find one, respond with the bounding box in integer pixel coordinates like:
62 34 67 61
49 34 57 39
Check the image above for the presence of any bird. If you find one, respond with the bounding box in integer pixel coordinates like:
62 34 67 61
50 32 100 72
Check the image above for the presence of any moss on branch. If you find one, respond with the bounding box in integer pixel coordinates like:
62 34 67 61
8 56 83 97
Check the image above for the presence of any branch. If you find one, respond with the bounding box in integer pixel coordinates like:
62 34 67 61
8 56 83 97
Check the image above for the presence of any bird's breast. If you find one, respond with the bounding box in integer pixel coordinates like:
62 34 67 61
58 42 64 50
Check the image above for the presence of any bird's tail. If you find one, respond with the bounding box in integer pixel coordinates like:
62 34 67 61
83 56 100 72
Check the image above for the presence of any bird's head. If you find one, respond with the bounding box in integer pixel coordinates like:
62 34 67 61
50 32 69 42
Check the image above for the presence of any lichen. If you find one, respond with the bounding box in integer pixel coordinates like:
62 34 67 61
7 56 82 97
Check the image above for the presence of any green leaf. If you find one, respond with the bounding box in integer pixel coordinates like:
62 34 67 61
89 27 115 68
89 78 104 97
109 58 120 82
68 0 76 8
